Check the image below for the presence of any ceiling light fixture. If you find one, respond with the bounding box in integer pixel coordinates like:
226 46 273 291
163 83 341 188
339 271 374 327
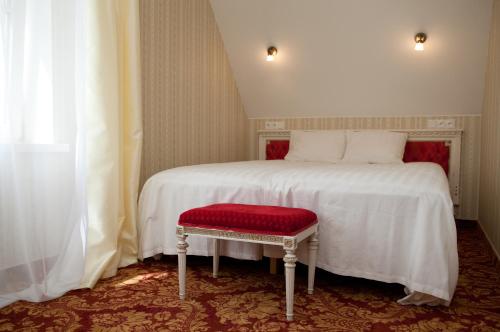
414 33 427 51
266 46 278 61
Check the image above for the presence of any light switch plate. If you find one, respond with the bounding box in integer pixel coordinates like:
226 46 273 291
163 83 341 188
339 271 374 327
265 121 285 130
427 119 456 129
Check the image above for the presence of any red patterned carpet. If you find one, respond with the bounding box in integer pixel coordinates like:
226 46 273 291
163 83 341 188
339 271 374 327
1 221 499 331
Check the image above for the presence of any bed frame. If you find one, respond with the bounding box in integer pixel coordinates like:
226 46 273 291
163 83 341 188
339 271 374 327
257 129 463 206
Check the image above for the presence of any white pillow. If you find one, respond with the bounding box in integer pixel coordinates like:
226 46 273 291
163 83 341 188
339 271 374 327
342 130 408 164
284 130 346 163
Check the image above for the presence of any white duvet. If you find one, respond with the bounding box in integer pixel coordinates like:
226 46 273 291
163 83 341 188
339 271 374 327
138 160 458 305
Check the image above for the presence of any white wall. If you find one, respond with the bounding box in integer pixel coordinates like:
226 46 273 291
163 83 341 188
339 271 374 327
210 0 492 118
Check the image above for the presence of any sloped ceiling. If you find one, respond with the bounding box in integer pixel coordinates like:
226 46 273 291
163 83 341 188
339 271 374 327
210 0 492 118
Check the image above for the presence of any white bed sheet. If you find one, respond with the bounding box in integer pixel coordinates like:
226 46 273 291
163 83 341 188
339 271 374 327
138 160 458 305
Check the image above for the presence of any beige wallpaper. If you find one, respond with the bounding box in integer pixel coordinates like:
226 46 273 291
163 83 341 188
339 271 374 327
479 0 500 258
139 0 248 187
249 115 481 220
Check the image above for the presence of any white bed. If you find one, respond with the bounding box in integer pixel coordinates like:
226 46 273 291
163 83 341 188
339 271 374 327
138 159 458 305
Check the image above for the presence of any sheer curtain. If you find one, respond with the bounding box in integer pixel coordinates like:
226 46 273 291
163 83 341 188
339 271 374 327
0 0 87 307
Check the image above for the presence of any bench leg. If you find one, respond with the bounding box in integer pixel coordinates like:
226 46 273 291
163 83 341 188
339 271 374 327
213 239 220 278
284 249 297 321
177 234 188 300
308 232 319 295
270 257 277 274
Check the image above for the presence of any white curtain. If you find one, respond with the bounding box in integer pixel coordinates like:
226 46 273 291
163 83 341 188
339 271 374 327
0 0 87 307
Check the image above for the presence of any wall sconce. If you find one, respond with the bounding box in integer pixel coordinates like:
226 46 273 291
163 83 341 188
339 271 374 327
266 46 278 61
414 33 427 51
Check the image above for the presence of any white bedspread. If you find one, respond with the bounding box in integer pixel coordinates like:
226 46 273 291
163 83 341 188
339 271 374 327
138 160 458 305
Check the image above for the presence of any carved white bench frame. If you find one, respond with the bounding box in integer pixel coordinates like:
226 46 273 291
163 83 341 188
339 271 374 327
176 224 319 321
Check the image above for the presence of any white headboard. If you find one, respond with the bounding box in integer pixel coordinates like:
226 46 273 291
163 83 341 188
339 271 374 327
257 129 463 205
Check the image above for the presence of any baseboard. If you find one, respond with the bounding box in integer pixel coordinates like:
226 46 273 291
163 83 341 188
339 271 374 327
477 219 500 262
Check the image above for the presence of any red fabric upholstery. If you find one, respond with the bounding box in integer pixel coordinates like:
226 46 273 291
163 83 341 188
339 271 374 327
403 141 450 175
266 140 290 160
265 139 450 175
179 204 317 236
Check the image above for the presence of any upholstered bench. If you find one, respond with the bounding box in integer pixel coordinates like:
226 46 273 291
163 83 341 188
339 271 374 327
176 203 319 321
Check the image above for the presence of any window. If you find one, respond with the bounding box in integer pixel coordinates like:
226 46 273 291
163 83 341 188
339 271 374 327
0 0 78 144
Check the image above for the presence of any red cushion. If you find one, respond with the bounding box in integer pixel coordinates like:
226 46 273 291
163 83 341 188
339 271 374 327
179 204 317 236
403 141 450 175
266 140 290 160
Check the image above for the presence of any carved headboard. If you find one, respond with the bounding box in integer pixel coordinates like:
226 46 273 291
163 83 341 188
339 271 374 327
257 129 463 205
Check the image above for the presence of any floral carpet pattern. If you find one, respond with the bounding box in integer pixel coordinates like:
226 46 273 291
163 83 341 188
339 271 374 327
1 222 499 331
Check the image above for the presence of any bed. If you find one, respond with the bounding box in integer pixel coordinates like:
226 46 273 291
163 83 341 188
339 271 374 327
138 129 462 305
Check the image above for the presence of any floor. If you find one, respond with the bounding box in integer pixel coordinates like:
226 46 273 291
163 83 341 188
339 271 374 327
0 222 499 331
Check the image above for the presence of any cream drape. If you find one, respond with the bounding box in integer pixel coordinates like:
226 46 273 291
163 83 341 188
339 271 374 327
81 0 143 288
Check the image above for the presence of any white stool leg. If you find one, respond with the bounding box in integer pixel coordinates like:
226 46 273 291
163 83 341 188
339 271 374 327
177 234 188 300
213 239 220 278
307 232 319 295
284 249 297 321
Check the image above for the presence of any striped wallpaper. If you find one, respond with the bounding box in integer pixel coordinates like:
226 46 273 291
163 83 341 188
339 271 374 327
479 0 500 258
139 0 249 188
249 115 481 220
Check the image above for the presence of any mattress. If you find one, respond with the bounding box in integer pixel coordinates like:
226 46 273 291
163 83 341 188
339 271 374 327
138 160 458 305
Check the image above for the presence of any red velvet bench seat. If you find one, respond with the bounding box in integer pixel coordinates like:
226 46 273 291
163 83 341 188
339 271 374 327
176 203 319 321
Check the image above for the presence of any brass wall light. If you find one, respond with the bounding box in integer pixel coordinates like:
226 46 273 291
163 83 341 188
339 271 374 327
414 33 427 51
266 46 278 61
